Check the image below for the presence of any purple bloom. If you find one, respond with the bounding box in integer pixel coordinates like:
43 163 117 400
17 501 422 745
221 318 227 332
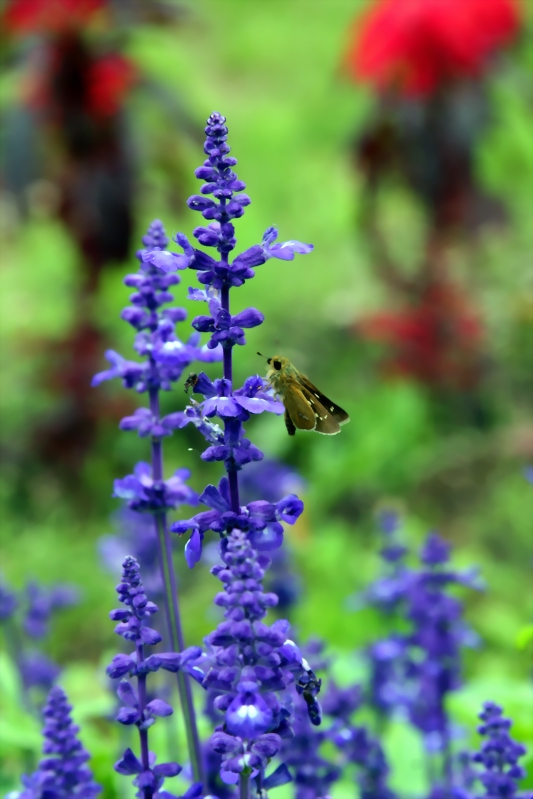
170 476 303 567
472 702 529 797
0 580 18 620
188 373 283 421
119 407 186 438
23 582 79 640
332 724 397 799
196 529 320 773
192 295 264 349
108 557 202 798
18 651 61 693
1 581 78 704
93 218 221 412
18 686 101 798
260 225 314 261
170 131 310 799
114 747 184 797
358 525 482 754
174 112 312 289
113 463 198 513
281 701 341 799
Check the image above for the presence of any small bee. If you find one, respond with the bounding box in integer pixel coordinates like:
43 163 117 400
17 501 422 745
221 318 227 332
262 354 350 436
184 373 199 394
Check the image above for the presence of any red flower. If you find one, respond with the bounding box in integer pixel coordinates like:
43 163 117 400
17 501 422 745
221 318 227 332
87 54 138 117
4 0 104 34
345 0 521 95
356 281 484 388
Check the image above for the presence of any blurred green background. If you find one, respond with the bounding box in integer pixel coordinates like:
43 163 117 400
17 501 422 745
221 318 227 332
1 0 532 796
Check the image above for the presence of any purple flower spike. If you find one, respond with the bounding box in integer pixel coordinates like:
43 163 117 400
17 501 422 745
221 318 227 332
191 528 321 772
107 557 203 796
179 112 312 286
472 702 528 797
93 218 221 416
18 686 101 799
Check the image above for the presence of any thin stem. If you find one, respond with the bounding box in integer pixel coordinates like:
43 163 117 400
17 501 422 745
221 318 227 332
220 285 232 385
219 283 241 514
441 712 453 792
136 642 153 799
425 747 436 794
239 771 250 799
149 388 204 784
227 470 241 514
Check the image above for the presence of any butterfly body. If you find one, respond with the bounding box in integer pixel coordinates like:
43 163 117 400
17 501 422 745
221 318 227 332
265 354 350 436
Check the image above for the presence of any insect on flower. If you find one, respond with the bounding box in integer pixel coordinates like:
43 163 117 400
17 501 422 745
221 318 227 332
261 354 350 436
184 373 199 394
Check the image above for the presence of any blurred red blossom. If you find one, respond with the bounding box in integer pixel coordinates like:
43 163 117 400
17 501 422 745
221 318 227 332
345 0 522 96
356 281 485 389
4 0 104 33
87 53 138 118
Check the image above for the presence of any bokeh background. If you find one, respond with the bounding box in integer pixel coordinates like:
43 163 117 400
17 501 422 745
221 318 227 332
1 0 532 796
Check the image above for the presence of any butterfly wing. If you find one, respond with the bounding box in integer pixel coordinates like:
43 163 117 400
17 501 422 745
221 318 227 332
283 383 317 432
299 388 342 435
298 375 350 426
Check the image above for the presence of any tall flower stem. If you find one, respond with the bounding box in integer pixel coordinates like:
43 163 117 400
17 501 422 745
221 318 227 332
239 771 250 799
135 642 153 799
441 717 453 790
220 268 246 795
220 280 241 515
149 387 203 784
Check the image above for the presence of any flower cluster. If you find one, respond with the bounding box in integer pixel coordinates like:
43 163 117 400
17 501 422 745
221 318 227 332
197 528 320 786
0 579 78 701
107 555 202 798
22 582 79 640
18 685 101 799
472 702 528 797
171 476 303 568
113 463 198 514
161 113 311 529
357 522 482 753
92 218 220 405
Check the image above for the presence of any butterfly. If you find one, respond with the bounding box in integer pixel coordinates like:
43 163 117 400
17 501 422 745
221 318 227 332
262 354 350 436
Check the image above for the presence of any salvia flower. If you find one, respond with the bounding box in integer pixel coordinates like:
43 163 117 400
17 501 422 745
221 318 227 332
92 218 210 780
113 463 198 514
472 702 529 797
360 524 482 750
198 528 320 780
282 699 341 799
0 580 79 703
171 476 303 568
332 724 398 799
165 113 311 548
17 685 101 799
23 582 79 640
92 218 220 403
107 556 202 798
